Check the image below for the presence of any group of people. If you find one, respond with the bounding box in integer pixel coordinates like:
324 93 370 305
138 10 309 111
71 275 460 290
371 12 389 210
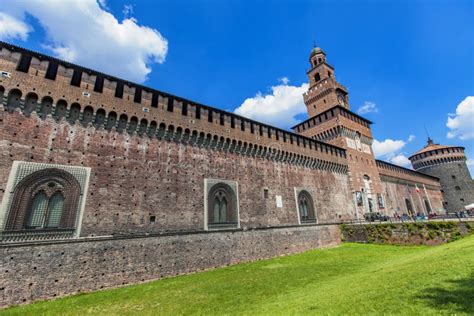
454 210 472 218
394 213 428 221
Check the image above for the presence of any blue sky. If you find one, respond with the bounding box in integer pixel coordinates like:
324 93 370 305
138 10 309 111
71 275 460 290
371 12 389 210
1 0 473 173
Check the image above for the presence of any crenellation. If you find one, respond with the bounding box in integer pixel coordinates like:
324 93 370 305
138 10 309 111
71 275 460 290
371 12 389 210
0 41 466 308
0 42 347 162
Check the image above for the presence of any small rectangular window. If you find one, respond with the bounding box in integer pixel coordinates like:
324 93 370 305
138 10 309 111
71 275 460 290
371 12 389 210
93 76 104 93
182 102 188 116
134 87 142 103
149 215 156 223
231 116 235 128
115 81 124 98
17 54 32 73
263 189 269 199
208 109 213 122
45 62 58 80
71 69 82 87
167 98 174 112
241 120 245 131
219 112 225 125
195 105 201 119
250 123 255 134
151 92 159 108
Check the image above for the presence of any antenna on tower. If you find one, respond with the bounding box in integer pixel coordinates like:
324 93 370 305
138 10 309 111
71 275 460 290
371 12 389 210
424 125 433 145
424 125 430 138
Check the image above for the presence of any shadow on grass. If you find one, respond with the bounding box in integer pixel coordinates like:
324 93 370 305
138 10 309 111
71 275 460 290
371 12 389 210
418 274 474 314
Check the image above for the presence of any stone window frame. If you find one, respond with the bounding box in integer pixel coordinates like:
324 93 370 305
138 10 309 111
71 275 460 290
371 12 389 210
5 168 81 231
0 161 91 240
294 188 317 224
204 179 240 230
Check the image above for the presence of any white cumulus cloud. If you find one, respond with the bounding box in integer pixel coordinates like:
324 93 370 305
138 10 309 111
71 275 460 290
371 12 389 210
234 79 309 128
372 137 415 168
447 96 474 140
0 12 30 41
357 101 378 115
372 139 406 158
2 0 168 83
389 153 412 168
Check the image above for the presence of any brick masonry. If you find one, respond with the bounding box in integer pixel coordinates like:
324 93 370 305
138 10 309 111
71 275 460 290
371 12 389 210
0 41 454 307
420 163 474 213
341 221 473 245
0 111 356 236
0 224 341 307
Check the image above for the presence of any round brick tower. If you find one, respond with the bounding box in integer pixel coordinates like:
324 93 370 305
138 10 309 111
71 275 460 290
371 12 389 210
409 138 474 213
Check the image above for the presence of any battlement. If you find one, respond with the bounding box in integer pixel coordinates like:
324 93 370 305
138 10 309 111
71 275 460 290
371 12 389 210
293 105 371 130
303 77 348 99
409 146 466 171
376 159 440 187
0 41 349 170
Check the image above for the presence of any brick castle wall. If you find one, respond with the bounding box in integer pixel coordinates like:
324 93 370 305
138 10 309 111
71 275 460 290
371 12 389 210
0 110 356 236
419 162 474 213
0 224 341 307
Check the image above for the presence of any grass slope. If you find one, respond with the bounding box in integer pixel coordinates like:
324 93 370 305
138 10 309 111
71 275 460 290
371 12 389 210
3 235 474 315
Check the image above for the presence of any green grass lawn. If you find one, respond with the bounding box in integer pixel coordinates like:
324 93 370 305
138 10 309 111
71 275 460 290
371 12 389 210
3 235 474 315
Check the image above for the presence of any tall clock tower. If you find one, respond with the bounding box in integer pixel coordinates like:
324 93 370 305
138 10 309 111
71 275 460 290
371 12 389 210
305 47 349 117
294 46 384 218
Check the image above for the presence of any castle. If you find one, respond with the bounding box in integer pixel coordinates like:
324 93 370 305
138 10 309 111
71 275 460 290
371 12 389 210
0 41 472 306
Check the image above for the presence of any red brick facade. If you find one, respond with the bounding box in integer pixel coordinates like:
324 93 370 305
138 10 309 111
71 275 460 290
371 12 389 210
0 42 447 306
294 47 443 217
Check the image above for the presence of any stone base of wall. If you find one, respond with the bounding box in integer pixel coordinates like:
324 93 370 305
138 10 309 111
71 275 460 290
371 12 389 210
341 221 473 245
0 224 340 307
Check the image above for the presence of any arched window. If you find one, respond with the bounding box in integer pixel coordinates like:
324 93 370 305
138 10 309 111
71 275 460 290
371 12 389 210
7 89 22 112
128 116 138 134
0 85 5 101
138 118 148 135
82 106 94 125
314 73 321 82
5 168 81 232
117 114 128 132
54 100 67 121
207 182 237 228
25 191 65 229
94 109 106 127
147 121 157 137
22 92 38 115
68 103 81 123
298 190 316 223
26 192 48 228
39 96 53 118
106 111 117 130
